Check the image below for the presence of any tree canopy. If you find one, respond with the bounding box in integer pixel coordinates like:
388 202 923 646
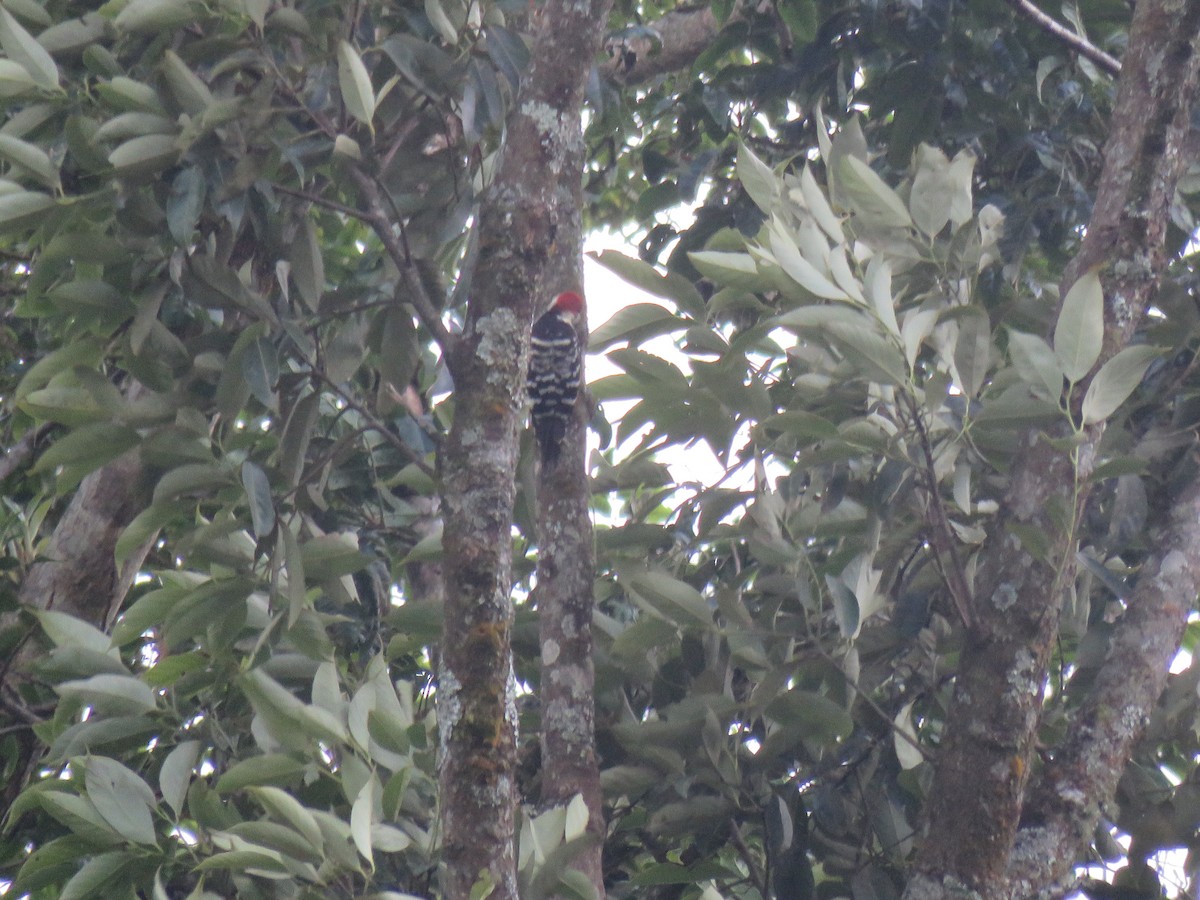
1 0 1199 898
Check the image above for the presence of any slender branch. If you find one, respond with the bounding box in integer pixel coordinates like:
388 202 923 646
1006 0 1121 76
815 643 930 763
0 423 50 483
903 394 973 629
311 370 437 480
728 820 767 896
346 167 457 357
271 181 374 221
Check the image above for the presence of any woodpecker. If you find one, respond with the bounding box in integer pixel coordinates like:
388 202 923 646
528 291 585 467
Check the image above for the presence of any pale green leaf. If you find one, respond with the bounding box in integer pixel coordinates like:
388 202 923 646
893 702 924 770
32 608 112 653
837 154 912 229
736 140 777 213
248 786 326 854
115 0 204 33
338 40 375 127
0 131 56 187
798 165 844 241
425 0 459 43
85 757 157 845
241 460 275 540
350 777 378 865
1081 345 1159 424
159 740 200 818
216 753 306 792
1054 269 1104 383
766 221 846 300
57 673 157 716
1007 328 1064 400
0 6 57 89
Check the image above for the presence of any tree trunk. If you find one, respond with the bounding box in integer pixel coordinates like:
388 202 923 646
435 2 613 896
907 0 1200 893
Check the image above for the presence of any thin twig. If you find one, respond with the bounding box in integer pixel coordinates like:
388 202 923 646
728 820 767 896
815 643 931 763
313 369 438 479
346 168 457 357
903 394 974 629
271 182 374 221
1007 0 1122 75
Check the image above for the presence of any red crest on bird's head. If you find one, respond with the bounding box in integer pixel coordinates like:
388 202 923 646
553 291 585 314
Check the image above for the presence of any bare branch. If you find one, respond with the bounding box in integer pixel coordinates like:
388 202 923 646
311 370 437 480
345 167 458 357
1006 0 1122 76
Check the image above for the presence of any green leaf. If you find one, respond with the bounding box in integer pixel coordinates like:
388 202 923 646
589 302 679 351
32 609 112 654
114 0 204 33
778 0 818 44
300 532 371 580
288 217 324 312
248 786 326 854
625 570 712 627
56 673 157 716
909 144 976 236
166 166 204 245
826 321 908 385
764 690 853 743
159 740 200 818
31 422 139 477
953 312 991 397
281 520 308 626
1054 268 1104 383
59 851 137 900
85 756 157 845
1007 328 1064 400
589 249 706 315
736 141 777 213
688 250 767 291
216 753 307 792
0 132 57 188
242 460 275 539
1081 345 1159 424
107 133 180 176
242 336 279 409
0 6 58 89
837 154 912 229
35 792 122 843
338 40 376 128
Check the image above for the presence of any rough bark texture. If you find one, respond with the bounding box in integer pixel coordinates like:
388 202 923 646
536 304 604 893
603 4 732 86
0 448 152 815
435 2 612 897
906 0 1200 894
1004 479 1200 894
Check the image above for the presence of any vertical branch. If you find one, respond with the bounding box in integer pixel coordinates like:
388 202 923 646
536 304 604 892
435 1 613 897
